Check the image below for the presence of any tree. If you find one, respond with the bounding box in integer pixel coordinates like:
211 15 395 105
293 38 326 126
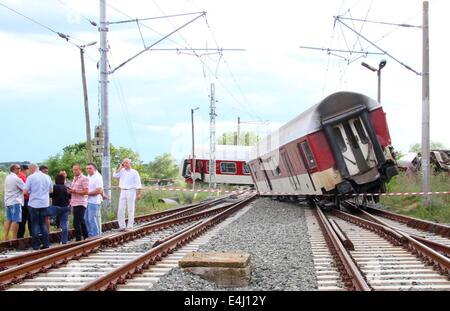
44 142 142 180
217 131 259 146
409 141 447 153
145 153 179 180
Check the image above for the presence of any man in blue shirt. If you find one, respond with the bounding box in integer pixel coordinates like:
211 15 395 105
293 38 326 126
24 163 53 250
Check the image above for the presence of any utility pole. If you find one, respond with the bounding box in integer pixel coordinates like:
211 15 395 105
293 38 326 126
236 117 240 146
99 0 111 205
79 44 96 163
191 107 199 192
421 0 431 208
209 83 217 190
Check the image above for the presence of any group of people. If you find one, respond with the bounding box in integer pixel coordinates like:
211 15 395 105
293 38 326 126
3 158 142 250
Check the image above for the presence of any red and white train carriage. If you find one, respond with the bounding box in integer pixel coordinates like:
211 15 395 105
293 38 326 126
181 145 254 186
248 91 398 201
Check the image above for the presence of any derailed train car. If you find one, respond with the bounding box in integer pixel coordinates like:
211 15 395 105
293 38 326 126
248 91 398 203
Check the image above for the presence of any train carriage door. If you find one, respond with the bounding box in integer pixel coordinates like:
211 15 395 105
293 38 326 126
280 149 300 190
297 141 317 192
258 157 273 191
334 121 370 175
349 117 377 169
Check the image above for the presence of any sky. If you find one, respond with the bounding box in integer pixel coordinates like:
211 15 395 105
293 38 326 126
0 0 448 164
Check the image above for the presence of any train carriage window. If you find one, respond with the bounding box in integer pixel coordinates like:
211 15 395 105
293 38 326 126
205 160 209 173
353 119 369 144
334 127 347 152
251 163 259 179
243 163 251 175
220 162 237 174
300 141 317 170
268 157 281 176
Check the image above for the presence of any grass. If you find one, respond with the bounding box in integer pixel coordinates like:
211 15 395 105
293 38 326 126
0 172 216 240
380 172 450 224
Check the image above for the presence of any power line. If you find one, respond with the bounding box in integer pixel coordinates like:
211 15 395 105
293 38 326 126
336 16 422 28
55 0 97 26
335 16 421 75
300 46 384 56
149 1 260 122
0 1 89 47
108 11 205 25
109 12 206 74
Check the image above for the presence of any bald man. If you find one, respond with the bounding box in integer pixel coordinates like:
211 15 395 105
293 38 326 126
113 158 142 230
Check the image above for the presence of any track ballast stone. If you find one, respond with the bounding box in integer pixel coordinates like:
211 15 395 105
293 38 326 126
152 198 318 291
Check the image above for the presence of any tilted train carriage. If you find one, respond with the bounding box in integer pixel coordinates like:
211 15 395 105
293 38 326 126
248 91 398 202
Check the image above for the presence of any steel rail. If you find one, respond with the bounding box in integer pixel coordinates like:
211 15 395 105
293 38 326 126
364 206 450 238
0 195 232 252
0 196 233 270
0 198 244 290
77 194 257 291
333 208 406 245
314 206 371 291
332 209 450 277
356 207 450 258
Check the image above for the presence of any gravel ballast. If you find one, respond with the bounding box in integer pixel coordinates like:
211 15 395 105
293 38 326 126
152 197 318 291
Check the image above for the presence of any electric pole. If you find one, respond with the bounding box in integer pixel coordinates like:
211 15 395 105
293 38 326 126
99 0 111 205
236 117 240 146
421 0 431 208
191 107 199 192
209 83 217 190
80 46 94 163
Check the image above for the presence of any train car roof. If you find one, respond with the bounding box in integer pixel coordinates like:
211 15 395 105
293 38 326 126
186 145 252 161
250 91 381 159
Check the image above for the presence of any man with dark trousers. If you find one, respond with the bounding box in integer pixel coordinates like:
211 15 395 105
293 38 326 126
17 164 31 239
24 164 52 250
68 164 89 241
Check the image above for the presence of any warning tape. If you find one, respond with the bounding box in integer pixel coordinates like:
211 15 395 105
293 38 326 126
106 185 253 194
104 186 450 197
258 191 450 196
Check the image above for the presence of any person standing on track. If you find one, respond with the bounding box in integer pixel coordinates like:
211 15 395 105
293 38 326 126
68 164 89 241
113 158 142 230
48 173 71 244
17 164 31 238
24 163 52 250
85 163 103 237
3 164 25 241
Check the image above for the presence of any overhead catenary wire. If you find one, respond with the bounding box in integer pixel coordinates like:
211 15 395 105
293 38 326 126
151 0 261 122
335 16 421 75
107 44 140 154
336 16 422 28
55 0 97 26
0 1 91 48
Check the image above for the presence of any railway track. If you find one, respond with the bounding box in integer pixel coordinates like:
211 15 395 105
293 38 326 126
0 193 255 291
308 201 450 291
0 194 235 261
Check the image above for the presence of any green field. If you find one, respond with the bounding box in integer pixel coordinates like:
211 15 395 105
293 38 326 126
380 172 450 224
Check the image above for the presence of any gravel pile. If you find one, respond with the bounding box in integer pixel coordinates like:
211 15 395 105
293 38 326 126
152 197 318 291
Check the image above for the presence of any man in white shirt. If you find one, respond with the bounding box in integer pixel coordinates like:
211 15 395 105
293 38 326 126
113 158 142 230
85 163 104 237
3 164 25 240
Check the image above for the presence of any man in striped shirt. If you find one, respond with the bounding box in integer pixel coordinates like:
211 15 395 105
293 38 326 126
68 164 89 241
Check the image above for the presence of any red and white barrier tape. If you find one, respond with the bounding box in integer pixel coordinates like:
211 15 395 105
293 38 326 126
258 191 450 196
107 186 253 194
106 186 450 197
